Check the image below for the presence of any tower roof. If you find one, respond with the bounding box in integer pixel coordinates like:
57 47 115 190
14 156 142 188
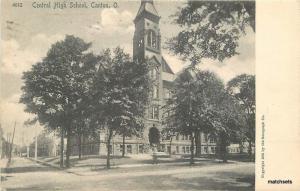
134 0 160 23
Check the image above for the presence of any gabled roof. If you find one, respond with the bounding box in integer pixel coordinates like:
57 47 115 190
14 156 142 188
134 0 160 22
148 56 160 68
148 56 175 75
162 57 174 74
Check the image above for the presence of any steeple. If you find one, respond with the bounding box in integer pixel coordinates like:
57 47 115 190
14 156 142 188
134 0 160 24
133 0 161 61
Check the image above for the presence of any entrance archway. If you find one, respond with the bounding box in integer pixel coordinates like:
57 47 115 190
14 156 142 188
148 125 160 146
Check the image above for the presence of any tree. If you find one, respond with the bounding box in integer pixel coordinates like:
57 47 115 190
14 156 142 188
29 131 55 157
92 48 151 168
20 35 97 168
210 92 246 162
227 74 255 160
161 125 177 156
164 67 225 164
167 1 255 64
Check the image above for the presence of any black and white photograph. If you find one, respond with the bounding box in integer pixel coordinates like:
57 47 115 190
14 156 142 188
1 0 259 190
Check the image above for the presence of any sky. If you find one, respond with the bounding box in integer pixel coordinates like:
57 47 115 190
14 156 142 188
0 0 255 145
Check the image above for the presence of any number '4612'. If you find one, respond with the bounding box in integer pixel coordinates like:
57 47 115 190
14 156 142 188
12 2 23 7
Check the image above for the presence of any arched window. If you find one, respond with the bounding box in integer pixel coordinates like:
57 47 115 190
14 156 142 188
147 30 158 49
151 68 158 79
152 31 156 48
147 31 152 46
153 85 158 99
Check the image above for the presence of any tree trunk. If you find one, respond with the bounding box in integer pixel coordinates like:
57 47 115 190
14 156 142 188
122 133 125 157
60 128 64 168
169 137 173 156
220 132 227 163
195 130 201 157
99 130 101 156
248 139 252 161
106 129 113 169
190 133 195 165
78 134 82 160
239 140 244 154
65 126 72 168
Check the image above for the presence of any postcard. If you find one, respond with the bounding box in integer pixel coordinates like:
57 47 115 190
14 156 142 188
0 0 299 190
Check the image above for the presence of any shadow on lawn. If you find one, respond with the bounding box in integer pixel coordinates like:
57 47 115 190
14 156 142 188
88 159 228 172
113 171 254 191
3 165 58 174
52 155 131 165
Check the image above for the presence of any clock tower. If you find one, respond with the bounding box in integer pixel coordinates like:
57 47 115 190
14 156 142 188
133 0 161 62
132 0 175 149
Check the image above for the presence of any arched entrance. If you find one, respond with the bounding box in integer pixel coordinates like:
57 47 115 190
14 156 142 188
148 125 160 146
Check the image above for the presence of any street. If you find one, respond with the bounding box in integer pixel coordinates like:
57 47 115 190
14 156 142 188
1 157 254 191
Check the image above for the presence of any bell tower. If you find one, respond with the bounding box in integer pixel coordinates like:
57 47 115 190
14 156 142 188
133 0 161 62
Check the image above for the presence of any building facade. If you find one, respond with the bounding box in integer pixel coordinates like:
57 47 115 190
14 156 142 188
97 0 219 156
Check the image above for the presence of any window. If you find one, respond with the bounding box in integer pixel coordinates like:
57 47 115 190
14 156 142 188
164 88 171 99
139 145 144 153
182 146 186 154
138 38 143 47
127 145 132 154
147 30 159 49
209 137 216 143
181 135 189 140
151 68 158 80
147 31 152 46
149 106 159 120
153 85 159 99
204 134 208 143
176 134 179 140
211 147 216 153
152 31 157 48
186 146 190 153
204 147 208 154
167 146 171 154
120 145 123 152
166 111 171 118
176 146 179 153
164 134 171 141
153 106 159 119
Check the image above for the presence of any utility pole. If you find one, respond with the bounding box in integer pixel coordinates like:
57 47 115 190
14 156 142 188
99 129 101 156
60 127 64 168
6 133 10 158
35 131 38 160
27 145 30 158
8 122 16 163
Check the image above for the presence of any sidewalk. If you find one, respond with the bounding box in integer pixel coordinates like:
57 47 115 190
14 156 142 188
0 158 8 169
30 154 241 176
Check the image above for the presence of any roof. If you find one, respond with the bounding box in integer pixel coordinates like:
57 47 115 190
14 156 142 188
162 57 175 74
135 0 160 22
148 55 175 75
